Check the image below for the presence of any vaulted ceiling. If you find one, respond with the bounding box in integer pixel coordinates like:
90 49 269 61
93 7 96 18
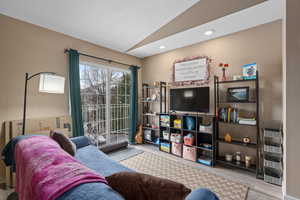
0 0 282 58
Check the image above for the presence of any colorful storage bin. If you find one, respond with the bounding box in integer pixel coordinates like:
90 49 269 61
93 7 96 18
172 142 182 156
162 131 169 140
160 115 170 127
144 129 154 141
160 142 171 153
183 145 196 162
173 119 182 129
184 134 194 146
197 157 212 166
170 133 182 143
199 123 213 133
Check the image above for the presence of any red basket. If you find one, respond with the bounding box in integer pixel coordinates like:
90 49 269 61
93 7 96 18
184 136 194 146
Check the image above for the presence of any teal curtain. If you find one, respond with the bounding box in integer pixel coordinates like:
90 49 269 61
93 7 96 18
69 49 84 137
129 66 140 144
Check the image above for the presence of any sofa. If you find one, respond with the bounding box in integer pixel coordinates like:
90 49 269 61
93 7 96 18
3 136 219 200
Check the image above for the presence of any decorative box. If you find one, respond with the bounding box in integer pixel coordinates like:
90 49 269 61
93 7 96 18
170 133 182 143
160 142 170 153
183 145 196 162
242 62 257 80
160 115 170 127
199 123 213 133
144 129 154 141
173 119 182 129
172 142 182 156
185 116 196 130
162 131 169 140
197 157 212 166
184 134 194 146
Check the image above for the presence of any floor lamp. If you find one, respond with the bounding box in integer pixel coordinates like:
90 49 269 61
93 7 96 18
22 72 65 135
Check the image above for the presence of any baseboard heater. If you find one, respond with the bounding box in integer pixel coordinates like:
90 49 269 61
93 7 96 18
100 141 128 153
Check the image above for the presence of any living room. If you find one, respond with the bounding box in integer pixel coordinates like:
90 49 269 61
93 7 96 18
0 0 299 200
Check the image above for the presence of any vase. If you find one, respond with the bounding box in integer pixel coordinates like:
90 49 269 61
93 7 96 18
222 68 227 81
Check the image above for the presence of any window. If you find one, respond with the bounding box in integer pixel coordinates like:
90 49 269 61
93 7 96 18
80 63 130 147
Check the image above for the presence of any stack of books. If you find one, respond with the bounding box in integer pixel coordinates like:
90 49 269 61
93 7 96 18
238 118 256 125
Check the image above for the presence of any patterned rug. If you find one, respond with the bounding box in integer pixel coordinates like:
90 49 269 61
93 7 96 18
120 152 248 200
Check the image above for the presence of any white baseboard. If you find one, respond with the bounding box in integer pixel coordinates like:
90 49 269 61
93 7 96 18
285 195 300 200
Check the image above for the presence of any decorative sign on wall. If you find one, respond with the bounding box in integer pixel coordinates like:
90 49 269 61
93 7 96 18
172 56 210 86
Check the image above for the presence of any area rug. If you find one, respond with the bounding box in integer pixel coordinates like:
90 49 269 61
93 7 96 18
120 152 248 200
108 146 144 162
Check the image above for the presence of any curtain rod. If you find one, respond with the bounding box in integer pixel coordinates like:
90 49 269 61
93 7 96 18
64 49 140 69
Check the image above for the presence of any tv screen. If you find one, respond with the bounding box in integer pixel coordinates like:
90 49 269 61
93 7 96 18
170 87 209 113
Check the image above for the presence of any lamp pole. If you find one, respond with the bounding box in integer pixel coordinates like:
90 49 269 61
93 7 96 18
22 72 58 135
22 73 29 135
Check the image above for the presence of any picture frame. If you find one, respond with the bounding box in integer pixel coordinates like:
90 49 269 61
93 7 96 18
172 56 211 86
227 87 249 102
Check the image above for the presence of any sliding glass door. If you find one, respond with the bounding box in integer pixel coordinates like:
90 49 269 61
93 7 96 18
79 63 130 147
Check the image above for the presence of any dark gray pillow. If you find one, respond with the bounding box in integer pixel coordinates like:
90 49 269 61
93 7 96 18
50 131 76 156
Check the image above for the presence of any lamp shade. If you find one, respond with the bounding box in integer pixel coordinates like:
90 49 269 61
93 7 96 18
39 74 65 94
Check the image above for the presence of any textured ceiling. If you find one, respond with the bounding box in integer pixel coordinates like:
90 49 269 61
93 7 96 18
0 0 282 58
0 0 199 52
128 0 267 51
128 0 282 58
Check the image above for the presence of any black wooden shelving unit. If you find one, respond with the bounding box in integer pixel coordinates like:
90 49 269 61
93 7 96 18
141 82 167 145
159 112 216 167
214 71 262 177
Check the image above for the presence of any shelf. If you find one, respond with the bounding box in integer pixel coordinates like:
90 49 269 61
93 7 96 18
159 137 170 142
197 146 213 152
218 121 257 126
143 113 160 116
144 140 159 146
219 101 256 104
217 157 256 173
217 138 257 148
182 129 197 133
217 79 256 84
198 131 213 135
143 127 159 131
160 125 170 128
183 144 213 152
170 127 182 131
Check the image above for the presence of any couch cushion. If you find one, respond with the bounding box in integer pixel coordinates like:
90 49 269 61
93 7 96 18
57 182 124 200
70 136 91 149
75 145 133 177
106 172 191 200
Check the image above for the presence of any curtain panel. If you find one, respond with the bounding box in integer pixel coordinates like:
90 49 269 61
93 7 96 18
129 66 139 144
68 49 84 137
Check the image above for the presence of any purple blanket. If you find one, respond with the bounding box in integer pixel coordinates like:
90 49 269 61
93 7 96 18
15 136 107 200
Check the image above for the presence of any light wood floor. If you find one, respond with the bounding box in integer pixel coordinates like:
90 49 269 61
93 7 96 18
134 144 282 200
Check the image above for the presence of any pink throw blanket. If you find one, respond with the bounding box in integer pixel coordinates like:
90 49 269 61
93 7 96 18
15 136 107 200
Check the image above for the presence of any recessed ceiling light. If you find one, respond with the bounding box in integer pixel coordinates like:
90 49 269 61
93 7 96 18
204 29 215 36
159 45 166 49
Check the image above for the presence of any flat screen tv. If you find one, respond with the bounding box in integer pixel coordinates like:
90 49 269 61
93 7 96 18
170 87 209 113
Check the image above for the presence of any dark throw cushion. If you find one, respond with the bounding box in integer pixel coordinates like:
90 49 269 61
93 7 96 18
106 172 191 200
50 131 76 156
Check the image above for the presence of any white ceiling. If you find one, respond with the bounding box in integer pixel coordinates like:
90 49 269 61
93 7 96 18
128 0 283 58
0 0 199 52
